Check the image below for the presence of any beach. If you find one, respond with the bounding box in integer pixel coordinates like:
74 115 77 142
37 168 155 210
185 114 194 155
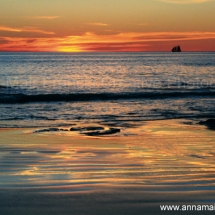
1 0 215 213
1 52 215 214
1 119 215 214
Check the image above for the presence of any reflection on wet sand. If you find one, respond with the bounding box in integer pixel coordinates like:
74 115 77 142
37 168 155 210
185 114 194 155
0 120 215 214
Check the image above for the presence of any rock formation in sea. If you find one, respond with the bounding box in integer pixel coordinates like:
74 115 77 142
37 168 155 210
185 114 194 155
198 119 215 130
172 46 181 52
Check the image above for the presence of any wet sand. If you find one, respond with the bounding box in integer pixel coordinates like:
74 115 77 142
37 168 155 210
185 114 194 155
0 120 215 214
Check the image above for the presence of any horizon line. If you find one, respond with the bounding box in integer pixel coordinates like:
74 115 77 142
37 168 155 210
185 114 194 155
0 51 215 53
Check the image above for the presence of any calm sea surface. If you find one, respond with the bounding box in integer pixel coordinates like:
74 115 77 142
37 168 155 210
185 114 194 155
0 52 215 128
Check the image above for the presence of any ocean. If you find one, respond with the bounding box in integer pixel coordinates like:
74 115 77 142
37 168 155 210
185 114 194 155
1 52 215 213
0 52 215 128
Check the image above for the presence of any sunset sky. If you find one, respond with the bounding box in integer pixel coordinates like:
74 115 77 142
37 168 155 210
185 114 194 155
0 0 215 52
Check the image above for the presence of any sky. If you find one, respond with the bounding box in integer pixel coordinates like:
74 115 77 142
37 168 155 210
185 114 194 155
0 0 215 52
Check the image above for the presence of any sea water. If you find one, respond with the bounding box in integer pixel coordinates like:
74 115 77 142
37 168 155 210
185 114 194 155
0 52 215 128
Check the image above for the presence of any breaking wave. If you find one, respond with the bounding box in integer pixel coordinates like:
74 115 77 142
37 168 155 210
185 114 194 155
1 91 215 103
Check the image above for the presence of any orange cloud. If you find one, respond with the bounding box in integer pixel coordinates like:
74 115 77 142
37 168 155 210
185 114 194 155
0 26 22 32
1 31 215 52
0 25 55 35
30 16 60 20
86 23 110 26
56 31 215 47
